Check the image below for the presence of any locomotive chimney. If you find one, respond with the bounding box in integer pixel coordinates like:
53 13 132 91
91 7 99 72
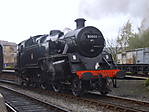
75 18 86 29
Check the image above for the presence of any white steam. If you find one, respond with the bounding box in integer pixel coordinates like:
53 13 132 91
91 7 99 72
79 0 149 29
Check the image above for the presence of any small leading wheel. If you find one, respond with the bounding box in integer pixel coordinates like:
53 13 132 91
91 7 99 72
71 78 83 96
51 81 62 92
99 78 110 96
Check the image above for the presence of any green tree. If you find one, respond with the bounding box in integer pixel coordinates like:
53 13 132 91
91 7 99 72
141 28 149 47
128 28 149 49
128 33 140 49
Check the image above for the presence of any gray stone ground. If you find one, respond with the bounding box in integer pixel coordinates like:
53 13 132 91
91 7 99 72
110 79 149 102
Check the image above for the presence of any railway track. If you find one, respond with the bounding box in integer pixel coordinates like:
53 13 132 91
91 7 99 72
125 75 148 80
0 80 149 112
5 102 18 112
0 83 71 112
87 92 149 112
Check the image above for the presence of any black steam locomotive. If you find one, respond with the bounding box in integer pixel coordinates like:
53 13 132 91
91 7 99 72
17 18 120 96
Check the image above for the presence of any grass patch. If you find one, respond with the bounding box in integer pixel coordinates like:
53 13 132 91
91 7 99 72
144 78 149 87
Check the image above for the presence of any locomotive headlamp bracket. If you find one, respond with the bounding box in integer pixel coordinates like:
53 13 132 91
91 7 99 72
72 55 77 60
68 54 80 63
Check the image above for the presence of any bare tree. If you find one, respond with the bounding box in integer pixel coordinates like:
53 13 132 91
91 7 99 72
106 39 120 61
117 20 134 51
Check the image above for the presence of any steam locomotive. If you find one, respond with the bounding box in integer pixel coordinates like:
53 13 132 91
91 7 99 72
17 18 120 96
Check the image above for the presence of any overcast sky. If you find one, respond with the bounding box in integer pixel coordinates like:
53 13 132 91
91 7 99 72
0 0 148 43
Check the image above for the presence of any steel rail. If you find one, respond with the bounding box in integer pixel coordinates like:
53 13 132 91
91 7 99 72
0 78 149 112
0 84 71 112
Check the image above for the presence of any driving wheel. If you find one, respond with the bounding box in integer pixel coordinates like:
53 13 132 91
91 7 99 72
71 78 83 96
51 81 62 92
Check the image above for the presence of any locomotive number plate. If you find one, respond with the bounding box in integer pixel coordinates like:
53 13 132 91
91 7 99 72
87 34 98 39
